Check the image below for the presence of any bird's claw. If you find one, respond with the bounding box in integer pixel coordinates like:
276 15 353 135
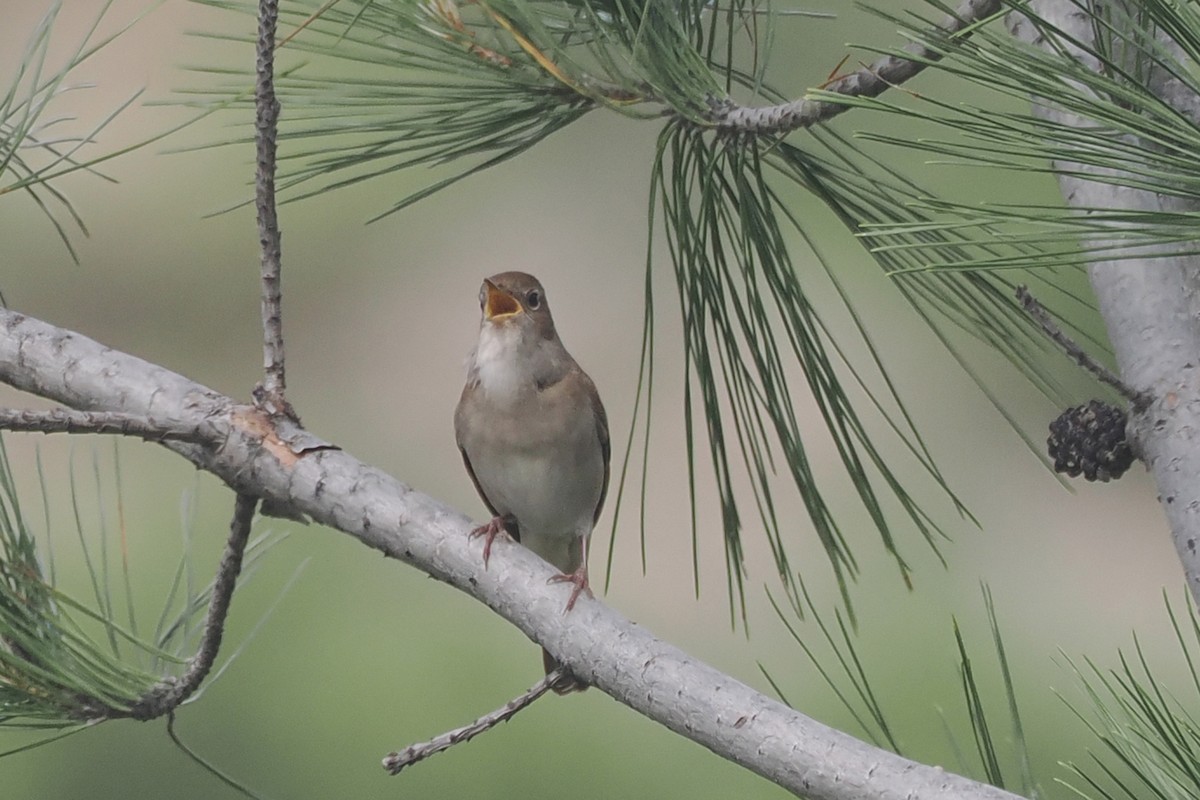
468 517 510 568
548 566 592 613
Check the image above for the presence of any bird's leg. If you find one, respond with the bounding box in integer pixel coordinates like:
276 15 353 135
548 536 593 612
468 516 511 568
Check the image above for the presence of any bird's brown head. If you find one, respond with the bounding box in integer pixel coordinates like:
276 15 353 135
480 271 555 338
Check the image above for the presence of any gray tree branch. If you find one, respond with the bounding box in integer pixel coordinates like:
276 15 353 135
254 0 287 412
709 0 1001 134
0 408 218 444
1011 1 1200 612
1014 286 1146 407
383 668 567 774
0 307 1022 800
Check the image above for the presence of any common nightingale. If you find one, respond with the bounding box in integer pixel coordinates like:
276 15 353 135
455 271 610 691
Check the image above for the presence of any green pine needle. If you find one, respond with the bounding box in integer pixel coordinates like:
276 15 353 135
1060 592 1200 800
0 437 285 742
0 1 165 263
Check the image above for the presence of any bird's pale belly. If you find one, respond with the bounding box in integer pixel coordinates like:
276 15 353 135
470 444 602 543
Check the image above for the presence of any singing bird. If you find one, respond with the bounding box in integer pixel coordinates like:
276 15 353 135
455 272 609 690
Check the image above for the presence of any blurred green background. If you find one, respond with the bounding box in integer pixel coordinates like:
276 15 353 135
0 2 1192 799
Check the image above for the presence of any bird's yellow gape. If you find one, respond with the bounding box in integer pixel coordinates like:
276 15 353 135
483 280 522 320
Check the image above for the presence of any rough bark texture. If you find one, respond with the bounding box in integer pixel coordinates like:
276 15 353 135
1011 2 1200 611
0 308 1023 800
255 0 287 406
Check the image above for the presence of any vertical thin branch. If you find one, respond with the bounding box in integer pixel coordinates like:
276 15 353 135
255 0 288 415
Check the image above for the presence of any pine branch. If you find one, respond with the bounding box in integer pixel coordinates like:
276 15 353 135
253 0 289 416
0 307 1023 800
0 408 218 445
1013 286 1147 408
708 0 1003 134
382 669 565 775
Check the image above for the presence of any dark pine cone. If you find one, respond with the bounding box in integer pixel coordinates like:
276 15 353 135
1047 400 1134 482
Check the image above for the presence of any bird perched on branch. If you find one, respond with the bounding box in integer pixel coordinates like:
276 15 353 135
455 271 610 692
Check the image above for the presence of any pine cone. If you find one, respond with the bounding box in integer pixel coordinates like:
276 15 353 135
1047 400 1134 482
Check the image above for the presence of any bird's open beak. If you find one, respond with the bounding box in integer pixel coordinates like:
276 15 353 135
483 280 522 321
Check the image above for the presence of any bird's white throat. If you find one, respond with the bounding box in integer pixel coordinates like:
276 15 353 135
471 322 532 402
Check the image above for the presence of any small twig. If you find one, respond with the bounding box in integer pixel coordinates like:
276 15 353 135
125 493 258 720
254 0 290 418
1015 285 1150 409
709 0 1001 134
382 669 568 775
0 408 216 444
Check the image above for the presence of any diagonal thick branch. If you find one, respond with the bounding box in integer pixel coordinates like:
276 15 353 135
709 0 1001 134
0 307 1021 800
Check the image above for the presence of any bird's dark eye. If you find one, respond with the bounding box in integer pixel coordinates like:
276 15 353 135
526 290 541 310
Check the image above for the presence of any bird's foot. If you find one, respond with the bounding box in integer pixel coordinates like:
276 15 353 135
548 565 592 613
468 517 511 568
